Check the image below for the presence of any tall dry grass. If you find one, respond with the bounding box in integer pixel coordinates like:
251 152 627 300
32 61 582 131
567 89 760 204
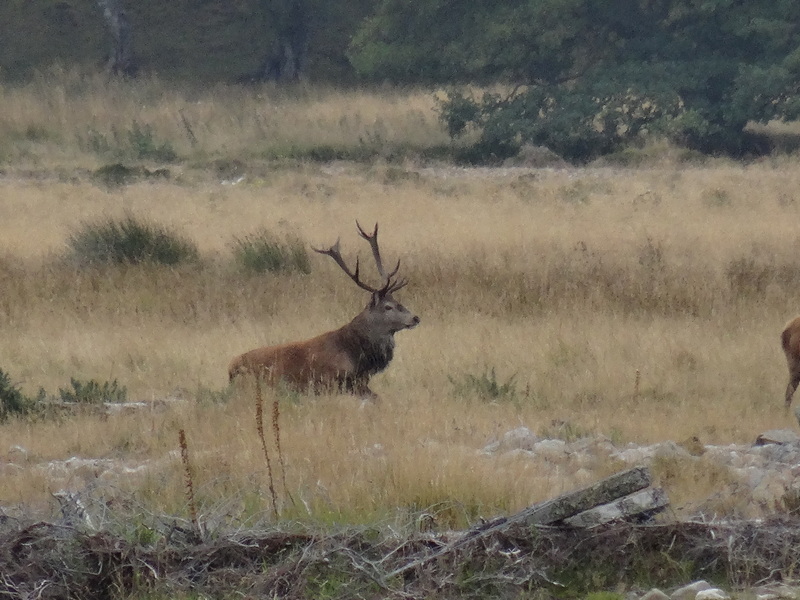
1 71 800 524
0 66 449 169
1 160 799 525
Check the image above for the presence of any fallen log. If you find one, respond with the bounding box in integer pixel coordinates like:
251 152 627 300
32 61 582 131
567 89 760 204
387 465 658 579
563 487 669 527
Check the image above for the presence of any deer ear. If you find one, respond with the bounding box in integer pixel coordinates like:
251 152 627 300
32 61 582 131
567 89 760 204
370 291 382 307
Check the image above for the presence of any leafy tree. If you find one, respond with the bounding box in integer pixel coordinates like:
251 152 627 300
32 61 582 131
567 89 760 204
351 0 800 161
0 0 373 83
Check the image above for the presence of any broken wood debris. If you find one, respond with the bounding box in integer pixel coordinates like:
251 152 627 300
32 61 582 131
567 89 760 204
388 465 667 579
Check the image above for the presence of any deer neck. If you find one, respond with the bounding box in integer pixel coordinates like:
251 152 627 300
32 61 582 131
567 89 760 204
339 313 395 376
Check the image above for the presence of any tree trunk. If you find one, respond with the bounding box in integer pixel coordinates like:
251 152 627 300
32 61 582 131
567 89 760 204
96 0 137 76
249 0 309 83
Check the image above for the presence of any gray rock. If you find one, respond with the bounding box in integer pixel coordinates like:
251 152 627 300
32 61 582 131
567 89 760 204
671 580 711 600
9 445 28 460
641 589 670 600
532 438 568 458
695 589 729 600
483 427 540 454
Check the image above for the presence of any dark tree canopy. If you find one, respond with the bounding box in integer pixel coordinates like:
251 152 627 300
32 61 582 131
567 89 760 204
350 0 800 160
0 0 374 83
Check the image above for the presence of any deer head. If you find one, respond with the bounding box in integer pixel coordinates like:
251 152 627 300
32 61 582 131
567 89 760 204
314 222 419 335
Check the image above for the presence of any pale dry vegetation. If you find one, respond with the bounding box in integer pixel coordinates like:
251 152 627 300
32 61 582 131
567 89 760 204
1 157 800 526
0 67 448 169
0 71 799 529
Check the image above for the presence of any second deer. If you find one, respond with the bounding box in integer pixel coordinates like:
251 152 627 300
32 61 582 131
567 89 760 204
228 222 419 398
782 316 800 410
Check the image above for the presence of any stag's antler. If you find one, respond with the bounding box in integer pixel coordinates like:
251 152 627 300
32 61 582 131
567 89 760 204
314 222 407 295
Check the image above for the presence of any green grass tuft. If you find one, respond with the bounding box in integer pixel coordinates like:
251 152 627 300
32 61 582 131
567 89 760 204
231 229 311 275
0 368 31 422
449 367 518 403
58 378 128 404
126 121 178 162
68 216 199 266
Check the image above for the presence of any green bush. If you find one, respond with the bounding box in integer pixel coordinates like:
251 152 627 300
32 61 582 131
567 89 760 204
93 163 171 187
232 229 311 275
126 121 178 162
449 367 518 403
0 368 31 422
68 216 199 266
78 122 177 163
58 378 128 404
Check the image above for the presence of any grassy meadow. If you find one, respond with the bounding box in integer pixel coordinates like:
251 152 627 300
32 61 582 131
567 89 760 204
1 71 800 530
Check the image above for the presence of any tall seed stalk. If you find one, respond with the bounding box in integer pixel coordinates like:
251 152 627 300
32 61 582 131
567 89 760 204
255 376 279 518
178 428 200 536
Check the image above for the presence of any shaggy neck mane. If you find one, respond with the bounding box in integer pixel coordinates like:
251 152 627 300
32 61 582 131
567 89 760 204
337 322 395 376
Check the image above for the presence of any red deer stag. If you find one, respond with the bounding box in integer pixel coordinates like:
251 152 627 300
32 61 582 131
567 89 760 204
782 316 800 409
228 222 419 398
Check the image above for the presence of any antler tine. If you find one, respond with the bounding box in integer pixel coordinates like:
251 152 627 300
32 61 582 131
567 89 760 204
386 258 401 280
355 220 391 282
312 238 378 293
385 277 408 294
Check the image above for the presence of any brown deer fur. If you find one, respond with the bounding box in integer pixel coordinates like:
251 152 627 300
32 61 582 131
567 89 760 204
782 316 800 409
228 223 419 398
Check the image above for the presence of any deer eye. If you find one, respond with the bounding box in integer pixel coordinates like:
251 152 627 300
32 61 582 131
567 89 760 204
384 304 394 311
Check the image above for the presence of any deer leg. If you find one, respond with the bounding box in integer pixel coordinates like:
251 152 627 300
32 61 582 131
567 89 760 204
351 377 379 402
338 375 379 402
785 373 800 410
359 385 379 402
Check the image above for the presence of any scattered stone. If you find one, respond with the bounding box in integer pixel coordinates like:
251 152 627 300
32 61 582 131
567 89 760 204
671 580 711 600
104 401 150 414
9 445 29 460
640 589 670 600
484 427 800 519
0 462 23 475
532 438 569 460
695 589 730 600
482 426 539 454
653 441 693 460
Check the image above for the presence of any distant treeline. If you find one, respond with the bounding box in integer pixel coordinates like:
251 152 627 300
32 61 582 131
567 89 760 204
0 0 373 83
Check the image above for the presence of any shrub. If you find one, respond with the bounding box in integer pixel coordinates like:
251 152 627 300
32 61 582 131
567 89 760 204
0 368 31 422
78 122 177 162
58 378 128 404
449 367 518 403
93 163 171 187
68 216 199 266
126 121 178 162
231 229 311 275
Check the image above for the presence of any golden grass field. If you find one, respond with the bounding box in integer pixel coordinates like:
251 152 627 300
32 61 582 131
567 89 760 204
1 72 799 528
